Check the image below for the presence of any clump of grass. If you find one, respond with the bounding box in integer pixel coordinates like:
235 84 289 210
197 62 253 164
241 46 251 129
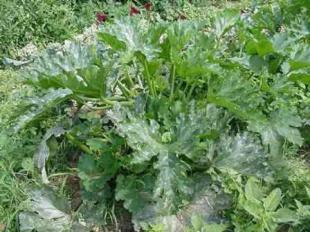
0 0 105 59
0 159 35 231
0 70 40 230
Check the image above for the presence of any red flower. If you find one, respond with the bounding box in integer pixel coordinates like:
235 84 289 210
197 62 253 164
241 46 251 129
96 12 107 23
143 2 153 11
130 6 140 16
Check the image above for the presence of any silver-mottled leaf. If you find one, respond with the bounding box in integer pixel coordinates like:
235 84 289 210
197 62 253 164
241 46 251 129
19 188 71 232
107 106 164 164
214 132 270 177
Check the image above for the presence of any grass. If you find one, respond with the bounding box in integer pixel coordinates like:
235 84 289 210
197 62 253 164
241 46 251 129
0 0 106 59
0 159 34 231
0 70 42 231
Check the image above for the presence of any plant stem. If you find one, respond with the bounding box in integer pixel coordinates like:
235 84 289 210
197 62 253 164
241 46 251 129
187 84 196 101
117 80 131 98
170 64 176 101
48 172 76 178
144 60 156 96
101 97 116 105
125 67 135 88
65 133 92 154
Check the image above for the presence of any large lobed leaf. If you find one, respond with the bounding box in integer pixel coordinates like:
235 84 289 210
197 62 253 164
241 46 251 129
26 42 110 99
214 132 270 177
19 188 87 232
109 101 271 227
14 88 72 132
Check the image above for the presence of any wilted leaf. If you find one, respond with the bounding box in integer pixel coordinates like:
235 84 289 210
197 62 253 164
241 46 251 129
19 188 72 232
0 224 5 232
34 126 66 183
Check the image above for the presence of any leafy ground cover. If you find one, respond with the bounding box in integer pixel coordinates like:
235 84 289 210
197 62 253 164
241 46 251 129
0 0 310 231
0 0 117 60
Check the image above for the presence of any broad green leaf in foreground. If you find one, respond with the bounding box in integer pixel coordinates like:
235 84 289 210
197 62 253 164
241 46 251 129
78 152 119 192
115 174 155 215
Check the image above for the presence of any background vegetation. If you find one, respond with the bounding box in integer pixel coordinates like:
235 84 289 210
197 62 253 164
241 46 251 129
0 0 108 58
